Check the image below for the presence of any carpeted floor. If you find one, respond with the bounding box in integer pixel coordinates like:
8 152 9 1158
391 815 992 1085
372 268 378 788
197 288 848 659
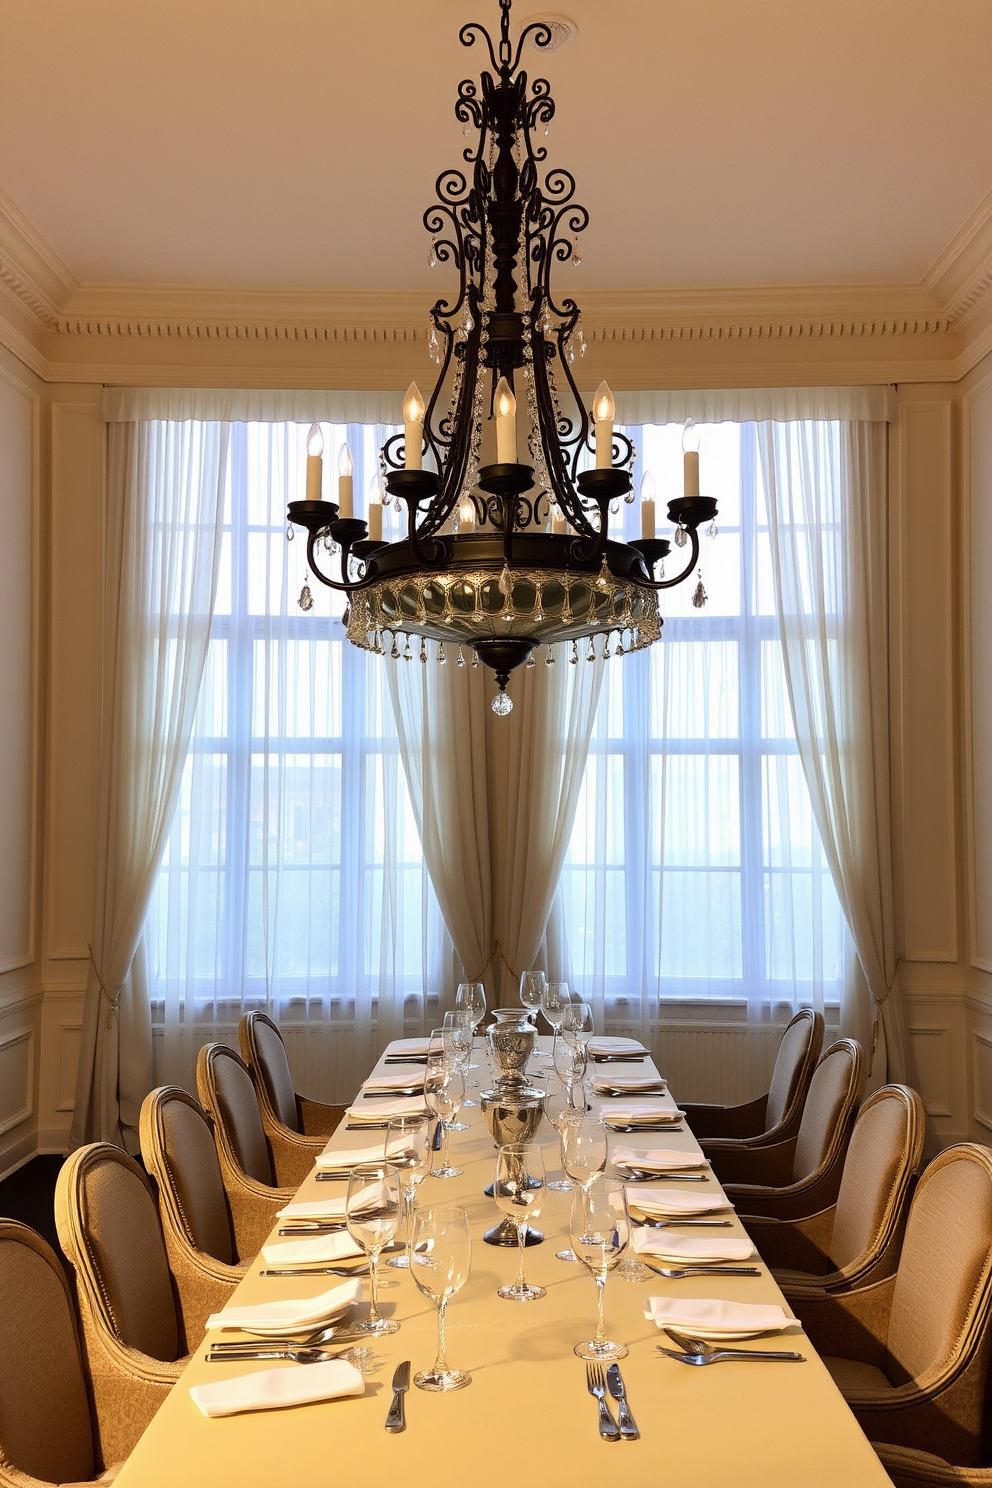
0 1155 65 1260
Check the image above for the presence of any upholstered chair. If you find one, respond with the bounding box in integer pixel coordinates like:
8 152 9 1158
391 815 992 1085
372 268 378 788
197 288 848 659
238 1011 345 1186
742 1084 925 1293
139 1085 271 1321
54 1145 191 1471
0 1218 128 1487
792 1144 992 1469
196 1043 296 1224
873 1444 992 1486
682 1008 824 1147
708 1038 866 1218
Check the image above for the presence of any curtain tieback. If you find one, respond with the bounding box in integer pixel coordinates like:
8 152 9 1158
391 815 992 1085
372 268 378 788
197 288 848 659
871 955 903 1054
470 940 518 985
88 945 120 1031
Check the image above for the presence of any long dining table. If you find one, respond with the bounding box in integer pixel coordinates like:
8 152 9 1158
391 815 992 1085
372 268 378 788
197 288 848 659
112 1037 892 1487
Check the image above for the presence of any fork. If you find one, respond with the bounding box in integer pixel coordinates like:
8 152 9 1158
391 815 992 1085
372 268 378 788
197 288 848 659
205 1345 353 1364
585 1362 620 1442
657 1344 805 1365
640 1262 761 1279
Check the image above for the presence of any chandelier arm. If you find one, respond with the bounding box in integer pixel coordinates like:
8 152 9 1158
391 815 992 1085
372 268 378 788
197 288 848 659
632 527 701 591
509 20 552 74
530 332 596 537
459 21 500 72
303 532 378 594
568 497 610 565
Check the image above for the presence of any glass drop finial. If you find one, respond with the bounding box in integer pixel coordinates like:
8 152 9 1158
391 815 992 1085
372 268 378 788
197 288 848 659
492 688 513 716
298 574 313 612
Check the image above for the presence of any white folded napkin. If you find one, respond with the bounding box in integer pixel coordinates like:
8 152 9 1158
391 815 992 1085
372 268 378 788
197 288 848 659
611 1145 707 1172
190 1360 365 1418
587 1037 650 1057
277 1197 347 1221
362 1068 427 1093
632 1231 756 1262
316 1132 419 1170
627 1187 731 1216
387 1037 431 1057
593 1073 667 1094
205 1279 363 1334
601 1102 684 1124
261 1232 365 1267
644 1296 793 1336
344 1094 428 1124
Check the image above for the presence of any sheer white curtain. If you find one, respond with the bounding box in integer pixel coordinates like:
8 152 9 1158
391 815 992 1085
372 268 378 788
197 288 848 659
387 652 604 1007
562 421 853 1039
758 419 910 1079
72 420 229 1148
146 421 445 1102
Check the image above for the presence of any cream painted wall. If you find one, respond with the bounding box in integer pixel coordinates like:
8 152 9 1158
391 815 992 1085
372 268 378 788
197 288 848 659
0 345 990 1171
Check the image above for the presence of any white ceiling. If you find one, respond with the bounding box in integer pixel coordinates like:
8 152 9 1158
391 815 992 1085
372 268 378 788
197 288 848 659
2 0 992 295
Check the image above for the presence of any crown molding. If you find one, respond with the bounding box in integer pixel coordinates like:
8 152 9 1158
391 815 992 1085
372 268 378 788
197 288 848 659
0 187 76 331
925 186 992 330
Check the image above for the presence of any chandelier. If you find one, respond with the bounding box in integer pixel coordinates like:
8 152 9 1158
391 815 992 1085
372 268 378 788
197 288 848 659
287 0 717 714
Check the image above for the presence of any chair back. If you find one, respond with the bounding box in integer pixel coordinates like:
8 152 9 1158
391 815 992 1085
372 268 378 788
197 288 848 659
55 1143 180 1363
886 1144 992 1388
791 1038 866 1183
765 1008 824 1132
829 1084 925 1274
240 1011 300 1133
0 1218 96 1484
197 1042 276 1187
140 1085 238 1265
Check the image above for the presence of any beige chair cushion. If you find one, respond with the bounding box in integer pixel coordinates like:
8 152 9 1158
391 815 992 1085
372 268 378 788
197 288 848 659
251 1017 300 1132
792 1043 858 1183
158 1092 236 1265
0 1221 95 1484
765 1011 815 1132
829 1086 917 1271
81 1157 180 1363
824 1355 897 1396
886 1153 992 1387
209 1049 275 1186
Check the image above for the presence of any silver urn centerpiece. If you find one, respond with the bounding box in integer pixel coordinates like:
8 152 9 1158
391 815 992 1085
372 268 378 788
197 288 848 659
481 1009 546 1246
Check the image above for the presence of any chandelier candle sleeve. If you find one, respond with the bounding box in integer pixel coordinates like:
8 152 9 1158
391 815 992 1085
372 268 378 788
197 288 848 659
594 383 616 470
640 472 656 540
683 419 700 497
368 485 383 541
337 445 354 519
404 383 426 471
305 423 323 501
495 378 517 463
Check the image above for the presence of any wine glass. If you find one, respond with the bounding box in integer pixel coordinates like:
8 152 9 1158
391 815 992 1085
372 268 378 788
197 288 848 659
410 1205 473 1392
494 1143 547 1301
519 970 546 1023
541 980 567 1068
570 1177 630 1360
425 1063 465 1177
346 1163 401 1335
442 1009 475 1111
558 1113 608 1261
543 1074 582 1192
384 1116 432 1270
554 1032 588 1091
561 1000 594 1049
455 981 486 1069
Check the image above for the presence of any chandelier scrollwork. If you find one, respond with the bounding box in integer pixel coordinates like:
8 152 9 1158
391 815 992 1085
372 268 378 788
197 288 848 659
287 0 718 713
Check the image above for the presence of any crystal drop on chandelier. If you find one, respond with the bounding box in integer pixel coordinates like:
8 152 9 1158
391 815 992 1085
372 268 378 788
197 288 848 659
492 688 513 716
298 574 313 612
692 574 708 609
674 524 688 548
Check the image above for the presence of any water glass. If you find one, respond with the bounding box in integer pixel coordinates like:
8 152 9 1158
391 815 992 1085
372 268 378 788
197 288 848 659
519 970 547 1023
570 1176 630 1361
346 1163 402 1335
561 1114 608 1189
410 1206 473 1392
425 1064 465 1177
494 1143 546 1302
455 981 486 1069
543 1074 581 1192
385 1116 432 1270
442 1009 475 1110
561 1000 594 1048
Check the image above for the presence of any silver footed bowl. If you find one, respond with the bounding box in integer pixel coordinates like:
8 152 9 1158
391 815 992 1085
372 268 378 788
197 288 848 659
487 1008 538 1088
480 1084 545 1147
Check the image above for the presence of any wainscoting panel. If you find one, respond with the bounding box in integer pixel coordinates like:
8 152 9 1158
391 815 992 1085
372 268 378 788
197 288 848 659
0 1027 33 1136
908 1026 952 1117
972 1031 992 1133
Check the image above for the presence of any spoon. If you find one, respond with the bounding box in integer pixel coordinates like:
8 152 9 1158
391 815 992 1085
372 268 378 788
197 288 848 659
259 1265 370 1277
205 1345 358 1365
641 1262 761 1279
606 1124 684 1134
209 1324 367 1351
614 1168 709 1183
634 1217 733 1228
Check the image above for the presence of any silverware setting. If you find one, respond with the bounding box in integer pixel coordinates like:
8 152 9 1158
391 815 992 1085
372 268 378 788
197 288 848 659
592 1055 648 1064
605 1123 684 1134
606 1362 639 1440
614 1168 709 1183
361 1087 423 1098
383 1056 429 1065
640 1262 762 1279
277 1222 347 1235
634 1217 733 1228
585 1362 620 1442
598 1087 668 1098
205 1344 356 1364
209 1323 362 1350
259 1264 371 1277
659 1327 805 1365
385 1359 411 1432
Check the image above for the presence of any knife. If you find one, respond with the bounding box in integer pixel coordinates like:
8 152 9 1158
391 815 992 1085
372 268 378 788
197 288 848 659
606 1363 639 1440
385 1359 411 1432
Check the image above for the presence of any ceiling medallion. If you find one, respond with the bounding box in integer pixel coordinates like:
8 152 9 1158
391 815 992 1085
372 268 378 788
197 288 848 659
287 0 717 715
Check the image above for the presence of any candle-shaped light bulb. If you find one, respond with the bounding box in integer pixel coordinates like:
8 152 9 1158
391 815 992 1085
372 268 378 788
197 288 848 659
552 504 567 534
305 422 323 501
367 474 383 541
593 380 616 468
494 376 517 463
640 471 656 539
337 442 354 517
683 418 700 497
403 382 425 471
458 498 476 533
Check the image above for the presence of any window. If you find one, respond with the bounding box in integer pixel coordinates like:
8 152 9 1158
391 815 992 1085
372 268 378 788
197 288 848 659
562 421 847 1011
